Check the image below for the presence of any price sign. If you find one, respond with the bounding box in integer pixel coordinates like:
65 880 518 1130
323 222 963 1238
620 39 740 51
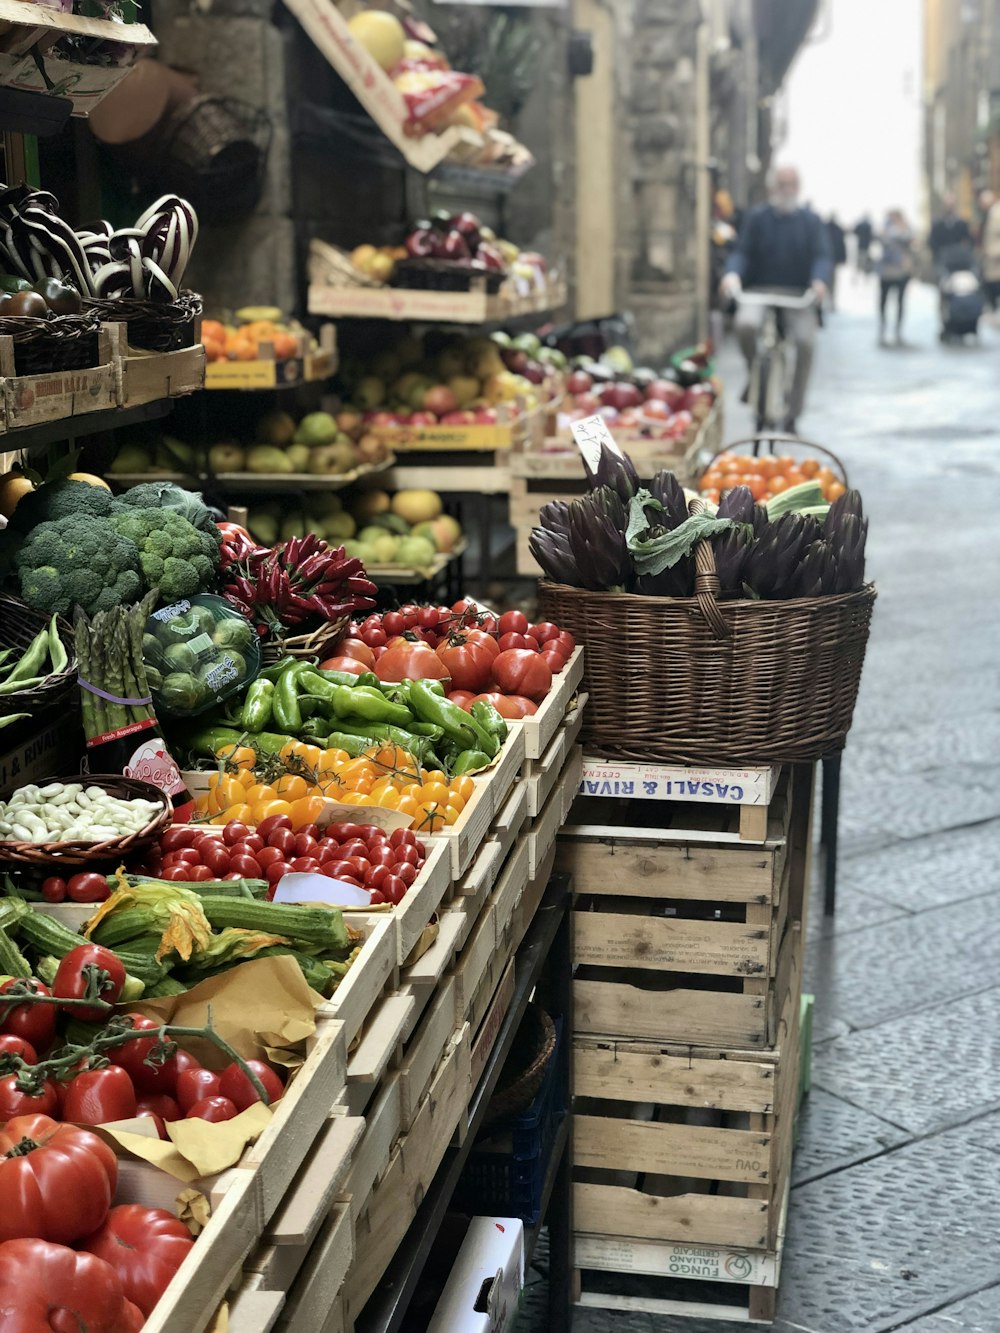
570 413 625 474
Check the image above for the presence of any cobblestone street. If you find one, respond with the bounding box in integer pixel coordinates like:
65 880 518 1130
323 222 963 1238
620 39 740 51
519 273 1000 1333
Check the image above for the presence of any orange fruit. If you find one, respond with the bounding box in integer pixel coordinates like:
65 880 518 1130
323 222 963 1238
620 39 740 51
702 487 721 504
826 480 846 501
758 456 779 478
776 455 796 473
419 782 450 806
784 467 804 488
414 802 448 833
816 466 835 488
397 795 420 818
745 476 767 501
450 775 475 802
799 457 820 478
769 475 790 494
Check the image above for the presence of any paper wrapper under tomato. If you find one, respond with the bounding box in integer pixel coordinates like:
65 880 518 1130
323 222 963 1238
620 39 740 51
220 531 377 641
74 593 194 820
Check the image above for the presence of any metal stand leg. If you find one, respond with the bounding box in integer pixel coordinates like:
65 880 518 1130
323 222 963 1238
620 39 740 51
821 752 841 916
543 905 573 1330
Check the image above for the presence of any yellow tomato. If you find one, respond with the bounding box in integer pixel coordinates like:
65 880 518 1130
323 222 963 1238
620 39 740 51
414 801 448 833
419 782 450 806
289 795 327 829
275 774 309 801
217 743 256 772
450 775 475 802
251 798 293 824
243 783 276 806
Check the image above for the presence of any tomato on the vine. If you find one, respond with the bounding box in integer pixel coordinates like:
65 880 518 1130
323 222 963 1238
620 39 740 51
53 944 126 1022
62 1067 137 1126
136 1093 180 1122
0 1114 119 1244
0 979 57 1052
186 1096 238 1122
435 633 495 693
498 609 529 636
176 1067 220 1113
0 1074 57 1119
530 621 562 645
0 1033 37 1065
108 1015 175 1089
491 649 553 701
218 1059 285 1111
0 1239 145 1332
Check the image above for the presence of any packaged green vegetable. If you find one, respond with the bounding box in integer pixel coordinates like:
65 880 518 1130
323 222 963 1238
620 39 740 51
145 594 261 718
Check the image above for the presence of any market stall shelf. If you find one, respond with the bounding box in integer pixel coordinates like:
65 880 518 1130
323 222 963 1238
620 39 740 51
520 647 584 760
204 325 337 390
116 332 207 409
308 274 567 325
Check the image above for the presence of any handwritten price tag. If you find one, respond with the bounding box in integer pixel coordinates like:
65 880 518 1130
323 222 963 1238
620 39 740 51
570 413 625 473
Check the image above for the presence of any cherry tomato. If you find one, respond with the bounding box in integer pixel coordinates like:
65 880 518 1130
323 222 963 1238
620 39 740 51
257 814 293 840
136 1109 169 1140
383 876 407 905
389 828 418 849
242 832 265 855
530 621 562 644
498 609 529 636
255 846 285 870
63 1065 137 1125
316 842 344 864
200 843 232 876
66 873 110 904
0 1032 37 1064
222 822 250 847
218 1059 284 1111
382 610 405 637
298 824 321 841
186 1096 238 1122
366 864 392 892
555 630 576 654
368 889 385 905
186 866 214 882
324 860 359 882
394 844 421 868
229 840 262 862
368 844 396 869
354 826 384 844
176 1067 221 1113
290 857 322 874
292 833 318 858
265 861 292 885
159 826 199 853
266 827 297 856
228 855 262 879
160 865 194 882
136 1093 180 1122
394 862 419 887
348 857 371 881
108 1015 173 1085
360 625 387 648
331 823 363 842
339 839 368 860
539 644 569 673
162 848 201 866
40 877 67 903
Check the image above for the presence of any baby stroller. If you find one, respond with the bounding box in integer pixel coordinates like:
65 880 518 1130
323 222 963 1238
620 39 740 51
938 243 984 341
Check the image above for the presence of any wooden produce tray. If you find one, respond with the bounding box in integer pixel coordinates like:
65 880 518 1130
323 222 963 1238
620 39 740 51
520 647 584 760
367 401 531 454
116 335 206 409
397 974 460 1130
526 744 582 880
205 325 336 390
316 914 396 1049
523 693 587 817
364 540 466 586
432 723 526 877
452 834 529 1028
0 324 117 433
0 1 157 115
560 777 806 1050
342 987 416 1119
572 972 801 1320
308 278 566 325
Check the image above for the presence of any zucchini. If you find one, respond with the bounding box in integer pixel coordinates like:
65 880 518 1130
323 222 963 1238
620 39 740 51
0 925 31 977
0 897 28 935
18 910 84 958
113 951 168 987
89 909 161 950
199 898 350 952
144 976 187 997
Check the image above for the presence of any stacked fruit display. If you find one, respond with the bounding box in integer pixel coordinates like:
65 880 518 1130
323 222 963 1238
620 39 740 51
201 310 311 364
337 328 555 428
697 452 847 504
559 344 717 442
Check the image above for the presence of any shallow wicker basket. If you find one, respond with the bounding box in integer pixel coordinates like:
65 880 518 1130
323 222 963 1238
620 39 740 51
0 774 171 869
539 554 876 766
0 309 103 375
0 595 77 719
482 1004 556 1129
260 618 349 666
83 290 203 353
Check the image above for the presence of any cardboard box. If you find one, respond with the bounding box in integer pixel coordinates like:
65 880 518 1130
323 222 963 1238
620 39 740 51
0 704 82 796
427 1217 524 1333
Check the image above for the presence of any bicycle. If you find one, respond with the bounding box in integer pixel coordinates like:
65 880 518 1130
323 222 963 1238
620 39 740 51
737 289 816 433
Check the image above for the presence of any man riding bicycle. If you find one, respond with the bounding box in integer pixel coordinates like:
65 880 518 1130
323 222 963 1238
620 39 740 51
720 165 832 434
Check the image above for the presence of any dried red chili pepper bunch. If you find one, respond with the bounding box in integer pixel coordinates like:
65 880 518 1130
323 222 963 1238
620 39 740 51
222 533 377 635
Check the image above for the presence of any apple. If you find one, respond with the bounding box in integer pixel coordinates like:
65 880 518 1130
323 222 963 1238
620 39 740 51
423 385 459 417
642 399 670 420
574 391 600 415
663 410 694 438
566 370 593 396
522 360 546 385
336 409 364 440
449 212 481 248
433 230 470 261
409 411 438 426
502 348 529 375
441 410 477 425
474 243 505 271
645 380 686 409
405 228 436 258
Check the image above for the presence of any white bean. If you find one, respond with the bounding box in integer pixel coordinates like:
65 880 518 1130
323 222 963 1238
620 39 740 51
10 823 34 840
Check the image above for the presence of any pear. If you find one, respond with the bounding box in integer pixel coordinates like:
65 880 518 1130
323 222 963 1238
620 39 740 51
286 444 310 472
246 445 293 474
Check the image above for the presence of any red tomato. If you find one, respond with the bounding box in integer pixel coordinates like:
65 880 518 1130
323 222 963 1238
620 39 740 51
186 1096 237 1122
292 832 318 858
491 649 553 701
257 814 293 840
62 1066 137 1126
53 944 126 1021
555 630 576 654
0 1238 144 1330
348 857 371 881
228 854 262 879
331 822 363 842
164 848 201 866
436 633 497 692
0 1033 37 1064
159 826 199 853
394 862 418 887
394 844 420 868
267 827 296 856
368 844 396 869
339 839 368 860
40 877 66 903
360 624 388 648
201 843 232 876
0 1074 57 1119
108 1015 174 1086
497 632 539 653
376 636 449 683
0 979 57 1051
136 1094 180 1122
382 610 405 638
160 865 195 882
176 1067 221 1114
316 842 345 865
383 876 407 905
265 862 292 886
218 1059 284 1111
463 627 500 660
66 872 110 904
131 1044 198 1099
319 656 369 677
448 689 476 709
354 825 384 844
332 640 377 668
290 857 322 873
368 889 385 905
389 828 418 849
529 621 562 645
367 864 392 892
498 609 529 636
186 865 214 882
324 860 359 882
135 1109 168 1140
79 1204 195 1318
469 691 526 720
242 832 265 854
540 645 569 675
222 821 250 846
255 846 285 871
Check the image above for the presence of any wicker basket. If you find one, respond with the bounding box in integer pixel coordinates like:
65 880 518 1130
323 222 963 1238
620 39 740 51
0 774 170 869
0 310 103 375
0 596 77 718
260 618 349 666
701 432 850 484
83 290 202 353
538 560 877 765
483 1004 556 1129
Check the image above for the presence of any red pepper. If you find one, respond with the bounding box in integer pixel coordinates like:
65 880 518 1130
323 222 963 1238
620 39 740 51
345 576 378 596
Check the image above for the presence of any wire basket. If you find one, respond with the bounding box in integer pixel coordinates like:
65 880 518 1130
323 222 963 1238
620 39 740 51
83 290 203 352
260 617 349 666
0 774 171 868
157 96 272 224
0 595 77 718
482 1004 557 1129
0 310 103 375
539 555 877 766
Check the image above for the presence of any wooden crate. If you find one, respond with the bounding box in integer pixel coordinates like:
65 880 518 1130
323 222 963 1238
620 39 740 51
560 777 804 1049
337 1074 403 1226
0 325 117 433
342 991 416 1117
316 916 396 1049
523 694 587 817
398 975 460 1130
452 836 529 1025
342 1024 473 1323
388 836 453 966
273 1200 353 1331
520 647 585 760
527 745 583 879
573 961 801 1262
433 724 526 877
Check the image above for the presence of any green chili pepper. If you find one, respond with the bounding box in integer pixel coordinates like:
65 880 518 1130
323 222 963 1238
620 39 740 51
407 722 445 740
47 613 67 675
0 675 45 695
241 678 274 731
272 661 306 732
452 749 490 776
330 720 437 751
300 672 413 728
323 731 372 758
6 627 50 684
471 700 508 748
0 713 30 730
317 668 381 690
409 679 483 752
0 648 16 678
181 725 295 761
260 656 306 682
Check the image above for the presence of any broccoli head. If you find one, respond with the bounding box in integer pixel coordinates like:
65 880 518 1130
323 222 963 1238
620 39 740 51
14 517 142 616
108 507 220 601
120 482 223 547
6 479 119 538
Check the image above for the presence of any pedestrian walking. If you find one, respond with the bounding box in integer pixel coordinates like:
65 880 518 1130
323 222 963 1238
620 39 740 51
827 214 847 308
720 164 832 434
929 192 972 275
854 215 873 273
978 191 1000 311
876 209 914 345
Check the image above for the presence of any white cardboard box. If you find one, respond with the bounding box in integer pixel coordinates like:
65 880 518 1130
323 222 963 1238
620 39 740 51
427 1217 524 1333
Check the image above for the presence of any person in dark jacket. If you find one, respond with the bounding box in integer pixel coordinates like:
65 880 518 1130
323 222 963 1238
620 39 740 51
854 215 873 272
929 193 972 271
720 165 832 433
827 214 847 309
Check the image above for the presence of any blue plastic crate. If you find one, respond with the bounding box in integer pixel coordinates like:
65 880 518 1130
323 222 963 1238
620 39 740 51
454 1019 566 1226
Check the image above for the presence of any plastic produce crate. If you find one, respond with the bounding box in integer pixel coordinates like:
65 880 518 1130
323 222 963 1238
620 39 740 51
453 1019 566 1226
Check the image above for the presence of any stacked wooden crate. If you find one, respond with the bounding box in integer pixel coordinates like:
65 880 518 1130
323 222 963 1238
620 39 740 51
556 761 811 1324
180 652 587 1332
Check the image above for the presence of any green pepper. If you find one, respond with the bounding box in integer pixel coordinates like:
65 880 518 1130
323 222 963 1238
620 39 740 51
330 720 436 749
180 725 295 761
407 722 445 740
272 661 307 732
317 668 381 690
6 626 50 684
452 749 490 776
471 700 508 748
241 678 274 731
409 679 481 751
260 656 305 682
323 731 373 758
299 672 413 728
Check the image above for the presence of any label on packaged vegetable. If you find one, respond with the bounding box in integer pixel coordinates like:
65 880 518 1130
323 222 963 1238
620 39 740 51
153 600 191 622
571 413 625 473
